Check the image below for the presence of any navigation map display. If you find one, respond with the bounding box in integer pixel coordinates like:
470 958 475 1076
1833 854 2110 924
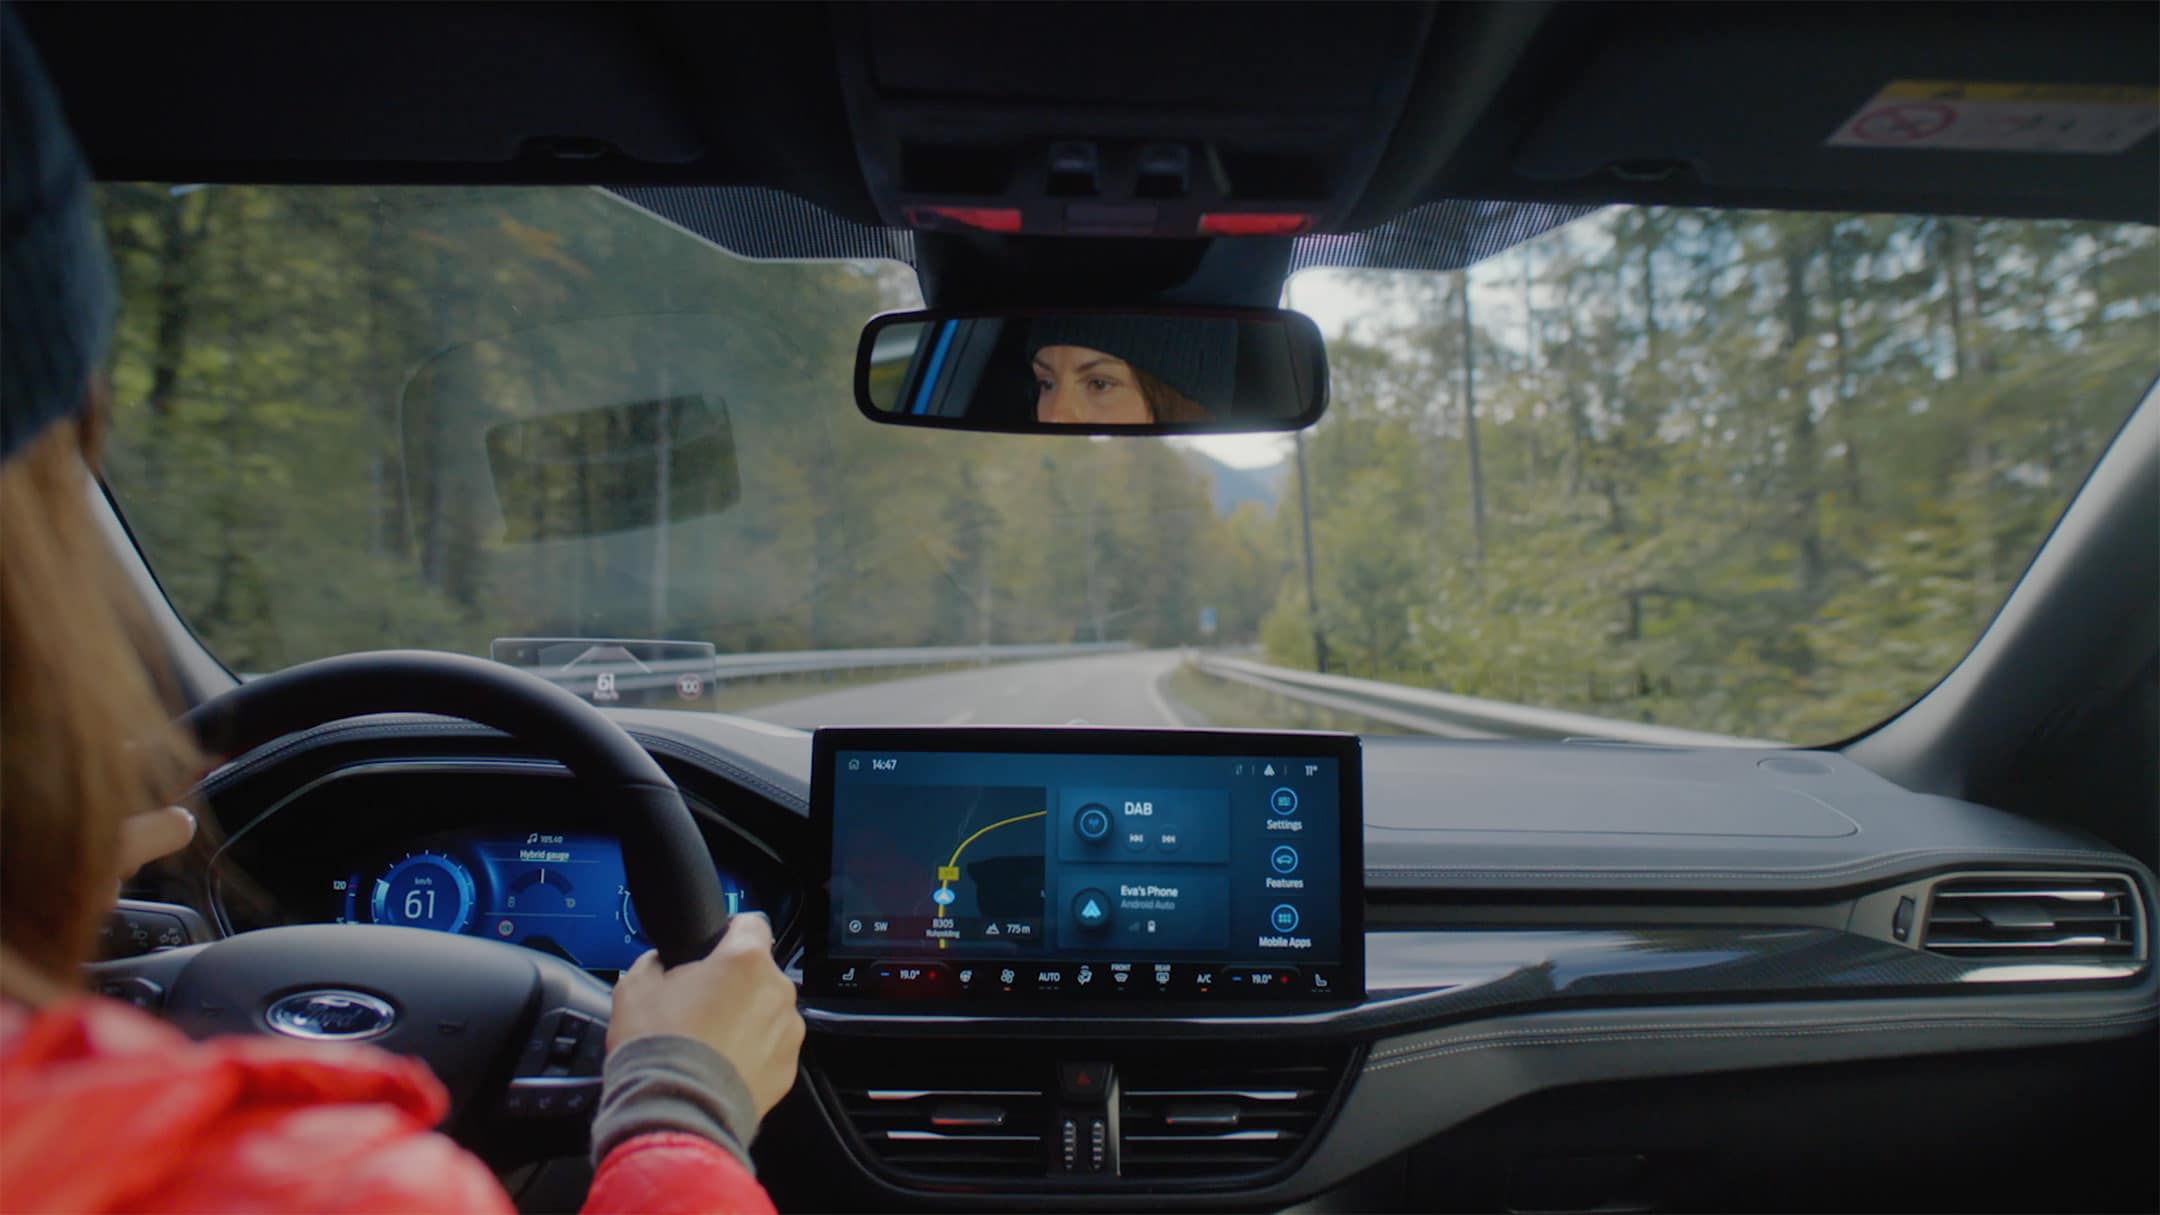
806 729 1362 1005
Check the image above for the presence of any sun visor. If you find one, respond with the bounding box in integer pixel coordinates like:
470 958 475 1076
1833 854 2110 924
1507 11 2158 223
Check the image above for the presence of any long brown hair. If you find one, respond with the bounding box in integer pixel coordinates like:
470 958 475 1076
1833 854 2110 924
1132 366 1212 424
0 410 202 979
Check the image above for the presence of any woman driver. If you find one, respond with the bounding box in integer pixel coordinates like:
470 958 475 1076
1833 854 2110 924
1030 316 1235 425
0 15 799 1212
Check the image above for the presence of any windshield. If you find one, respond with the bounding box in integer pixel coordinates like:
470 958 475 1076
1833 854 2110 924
97 186 2156 743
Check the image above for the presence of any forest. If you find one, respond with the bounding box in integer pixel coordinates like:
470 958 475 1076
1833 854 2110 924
94 185 2155 742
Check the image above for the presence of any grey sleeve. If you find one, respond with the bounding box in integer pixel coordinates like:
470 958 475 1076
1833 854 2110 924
590 1034 762 1173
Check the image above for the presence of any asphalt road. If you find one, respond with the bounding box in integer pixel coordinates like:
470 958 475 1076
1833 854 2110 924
751 649 1193 728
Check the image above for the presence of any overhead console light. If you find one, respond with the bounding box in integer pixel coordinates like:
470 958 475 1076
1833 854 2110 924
1198 212 1315 237
905 205 1024 234
833 5 1433 240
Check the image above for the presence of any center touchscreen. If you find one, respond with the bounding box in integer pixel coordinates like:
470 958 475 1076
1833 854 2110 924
806 728 1363 1004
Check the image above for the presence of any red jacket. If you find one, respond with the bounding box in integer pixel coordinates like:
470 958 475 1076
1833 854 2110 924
0 997 775 1214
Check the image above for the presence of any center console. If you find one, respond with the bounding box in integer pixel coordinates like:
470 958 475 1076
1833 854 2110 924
799 728 1367 1194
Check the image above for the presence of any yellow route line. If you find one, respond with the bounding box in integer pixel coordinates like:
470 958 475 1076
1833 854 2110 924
934 809 1047 950
944 810 1048 870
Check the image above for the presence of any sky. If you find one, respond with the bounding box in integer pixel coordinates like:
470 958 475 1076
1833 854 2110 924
1183 259 1532 470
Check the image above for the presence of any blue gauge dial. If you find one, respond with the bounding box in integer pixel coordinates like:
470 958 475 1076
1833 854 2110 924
370 850 477 934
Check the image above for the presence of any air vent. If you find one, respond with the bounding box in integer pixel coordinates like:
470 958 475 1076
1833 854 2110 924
816 1040 1358 1188
836 1085 1050 1179
1922 874 2143 959
816 1042 1049 1182
1117 1058 1343 1181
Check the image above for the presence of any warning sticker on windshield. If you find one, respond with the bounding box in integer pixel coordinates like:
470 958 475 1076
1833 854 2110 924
1828 81 2159 154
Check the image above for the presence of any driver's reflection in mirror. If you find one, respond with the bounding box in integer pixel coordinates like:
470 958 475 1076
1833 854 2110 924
1030 317 1232 425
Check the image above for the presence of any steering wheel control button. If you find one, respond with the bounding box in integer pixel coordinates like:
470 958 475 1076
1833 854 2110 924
504 1077 602 1120
1070 888 1112 932
545 1021 588 1076
1268 787 1299 817
573 1025 609 1076
265 989 397 1041
95 976 163 1011
515 1008 601 1077
1269 903 1302 934
1270 844 1300 874
1074 803 1112 842
99 906 198 959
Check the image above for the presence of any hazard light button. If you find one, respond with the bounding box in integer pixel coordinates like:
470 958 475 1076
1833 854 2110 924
1059 1061 1114 1102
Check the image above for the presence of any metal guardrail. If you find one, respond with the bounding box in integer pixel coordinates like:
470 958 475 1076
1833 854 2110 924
1191 654 1780 747
520 641 1138 700
709 642 1134 679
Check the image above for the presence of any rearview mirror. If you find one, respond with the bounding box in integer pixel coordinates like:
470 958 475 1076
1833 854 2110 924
855 308 1328 434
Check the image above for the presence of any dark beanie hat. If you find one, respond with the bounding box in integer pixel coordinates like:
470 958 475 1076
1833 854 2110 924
1028 315 1236 409
1 5 114 461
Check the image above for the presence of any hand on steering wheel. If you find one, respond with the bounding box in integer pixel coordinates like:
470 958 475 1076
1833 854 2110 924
89 650 792 1153
609 913 805 1120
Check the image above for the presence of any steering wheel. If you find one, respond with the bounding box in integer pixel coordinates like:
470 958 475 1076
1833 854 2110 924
87 650 733 1143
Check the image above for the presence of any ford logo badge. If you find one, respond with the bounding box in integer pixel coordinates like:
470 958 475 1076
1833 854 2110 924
265 990 397 1041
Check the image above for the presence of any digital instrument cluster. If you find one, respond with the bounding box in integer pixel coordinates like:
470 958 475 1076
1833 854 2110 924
334 830 750 975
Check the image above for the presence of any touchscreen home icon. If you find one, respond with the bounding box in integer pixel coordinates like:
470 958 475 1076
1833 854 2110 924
1270 845 1300 874
1270 903 1301 933
1071 888 1112 932
1269 787 1299 816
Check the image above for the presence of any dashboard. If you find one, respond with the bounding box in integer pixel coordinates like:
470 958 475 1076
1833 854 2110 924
156 711 2154 1214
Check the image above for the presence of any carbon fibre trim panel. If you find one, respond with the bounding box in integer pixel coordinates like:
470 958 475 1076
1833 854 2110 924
1278 997 2155 1207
